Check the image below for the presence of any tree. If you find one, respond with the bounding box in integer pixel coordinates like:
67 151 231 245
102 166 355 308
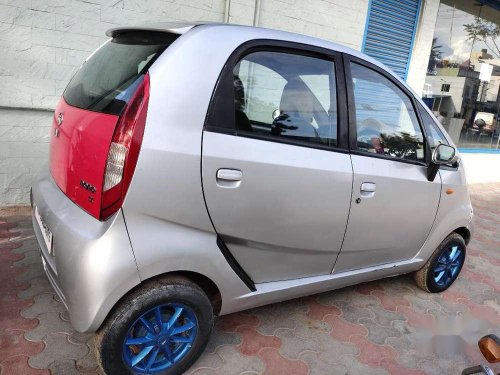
464 17 500 59
428 37 443 73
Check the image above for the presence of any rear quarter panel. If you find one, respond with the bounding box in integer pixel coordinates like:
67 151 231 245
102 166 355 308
120 26 257 310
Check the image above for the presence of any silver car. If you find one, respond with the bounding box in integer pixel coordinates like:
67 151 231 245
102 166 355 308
31 22 474 375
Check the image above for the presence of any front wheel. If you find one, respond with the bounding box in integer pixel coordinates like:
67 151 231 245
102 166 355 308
414 233 466 293
96 277 213 375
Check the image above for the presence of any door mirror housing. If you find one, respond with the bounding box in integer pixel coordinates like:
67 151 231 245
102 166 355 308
427 144 458 181
432 144 457 165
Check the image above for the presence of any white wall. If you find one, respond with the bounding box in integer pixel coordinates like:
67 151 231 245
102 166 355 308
407 0 440 96
0 0 371 206
461 153 500 184
425 75 467 116
0 108 53 205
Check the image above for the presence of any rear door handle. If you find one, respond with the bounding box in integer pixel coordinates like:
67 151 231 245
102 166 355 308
216 169 242 188
360 182 376 198
217 169 242 181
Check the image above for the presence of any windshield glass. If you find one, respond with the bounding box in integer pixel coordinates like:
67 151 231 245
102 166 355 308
63 31 177 115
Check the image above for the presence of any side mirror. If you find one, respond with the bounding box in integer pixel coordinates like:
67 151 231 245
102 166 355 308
427 144 457 181
432 144 457 165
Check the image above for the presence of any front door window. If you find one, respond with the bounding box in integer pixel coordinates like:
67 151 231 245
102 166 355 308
351 62 425 161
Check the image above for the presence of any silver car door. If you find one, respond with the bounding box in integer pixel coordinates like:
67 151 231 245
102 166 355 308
202 44 353 283
335 56 442 273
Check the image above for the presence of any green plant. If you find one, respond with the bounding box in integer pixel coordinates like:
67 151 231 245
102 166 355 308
464 17 500 59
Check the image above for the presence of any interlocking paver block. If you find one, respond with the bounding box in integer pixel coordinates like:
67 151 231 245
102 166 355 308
29 333 89 369
0 355 50 375
0 329 45 361
0 183 496 374
291 313 331 339
75 345 99 374
12 239 40 255
18 277 52 300
68 332 95 346
188 348 224 372
25 312 74 341
49 359 89 375
259 347 309 375
16 263 46 284
204 326 241 353
275 328 322 359
215 345 264 374
14 250 44 268
22 294 67 319
357 317 403 345
251 304 301 336
300 352 350 375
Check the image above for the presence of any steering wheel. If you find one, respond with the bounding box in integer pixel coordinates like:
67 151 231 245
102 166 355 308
388 143 418 159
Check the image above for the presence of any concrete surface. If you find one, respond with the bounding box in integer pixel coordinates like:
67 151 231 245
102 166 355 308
0 183 499 374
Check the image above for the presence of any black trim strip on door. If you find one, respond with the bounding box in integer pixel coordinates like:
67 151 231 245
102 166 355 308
216 235 257 292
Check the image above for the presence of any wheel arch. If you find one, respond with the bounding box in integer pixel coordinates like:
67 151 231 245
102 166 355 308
138 271 222 315
97 270 222 333
453 226 471 245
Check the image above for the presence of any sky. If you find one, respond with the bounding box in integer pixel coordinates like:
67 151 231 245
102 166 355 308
433 2 500 63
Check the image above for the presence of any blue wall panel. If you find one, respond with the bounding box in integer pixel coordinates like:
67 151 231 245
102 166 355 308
362 0 421 80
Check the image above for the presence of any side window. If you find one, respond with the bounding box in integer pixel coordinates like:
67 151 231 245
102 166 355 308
417 102 449 151
233 51 337 147
350 62 425 162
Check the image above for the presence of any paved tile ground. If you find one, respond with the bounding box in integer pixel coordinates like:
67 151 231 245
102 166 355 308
0 183 499 375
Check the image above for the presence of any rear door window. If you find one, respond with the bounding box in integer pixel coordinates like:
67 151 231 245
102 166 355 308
233 51 337 147
63 32 177 115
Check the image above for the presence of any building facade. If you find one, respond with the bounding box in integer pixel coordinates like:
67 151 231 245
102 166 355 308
0 0 498 205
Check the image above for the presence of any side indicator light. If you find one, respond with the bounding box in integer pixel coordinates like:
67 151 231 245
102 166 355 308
446 188 454 195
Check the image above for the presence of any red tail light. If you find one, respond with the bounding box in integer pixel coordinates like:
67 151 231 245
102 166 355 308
100 73 150 220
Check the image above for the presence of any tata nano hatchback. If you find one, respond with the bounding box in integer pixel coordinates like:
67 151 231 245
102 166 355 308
31 22 474 374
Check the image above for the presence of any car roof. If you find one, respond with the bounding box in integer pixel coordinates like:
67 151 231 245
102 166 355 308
106 22 372 65
106 22 417 97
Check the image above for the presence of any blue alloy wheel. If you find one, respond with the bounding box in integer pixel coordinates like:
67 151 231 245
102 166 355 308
122 303 198 374
433 245 464 288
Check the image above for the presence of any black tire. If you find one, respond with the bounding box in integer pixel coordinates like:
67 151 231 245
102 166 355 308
95 276 214 375
414 233 466 293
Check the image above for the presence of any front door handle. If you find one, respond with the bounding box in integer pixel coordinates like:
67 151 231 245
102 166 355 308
360 182 376 198
216 169 242 188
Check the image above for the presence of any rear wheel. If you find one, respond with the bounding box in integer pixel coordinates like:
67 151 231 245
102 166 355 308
96 277 213 374
414 233 466 293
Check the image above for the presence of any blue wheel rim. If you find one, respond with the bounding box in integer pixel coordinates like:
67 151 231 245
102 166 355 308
433 245 464 287
122 303 197 374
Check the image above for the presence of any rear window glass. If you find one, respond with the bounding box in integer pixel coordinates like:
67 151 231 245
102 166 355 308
63 31 178 115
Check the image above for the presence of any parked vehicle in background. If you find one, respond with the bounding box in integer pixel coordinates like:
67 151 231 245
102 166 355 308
31 22 474 374
472 112 496 135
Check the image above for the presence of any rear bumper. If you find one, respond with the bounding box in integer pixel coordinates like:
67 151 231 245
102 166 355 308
31 165 141 332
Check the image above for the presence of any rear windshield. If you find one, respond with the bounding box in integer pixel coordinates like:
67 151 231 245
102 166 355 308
63 31 178 115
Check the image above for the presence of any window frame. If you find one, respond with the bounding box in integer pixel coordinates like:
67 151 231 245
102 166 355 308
417 101 449 148
204 39 349 152
344 54 432 166
416 101 459 171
